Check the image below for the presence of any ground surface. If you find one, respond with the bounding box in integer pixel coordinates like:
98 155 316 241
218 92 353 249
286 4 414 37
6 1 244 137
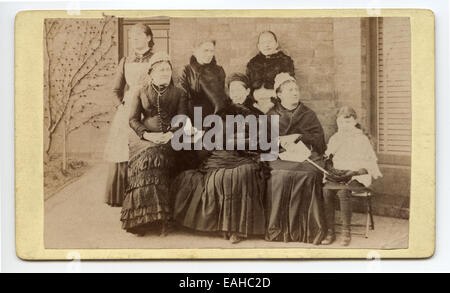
44 155 91 199
45 163 409 250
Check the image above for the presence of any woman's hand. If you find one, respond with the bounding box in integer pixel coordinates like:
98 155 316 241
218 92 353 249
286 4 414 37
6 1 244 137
162 131 174 144
356 168 368 176
326 169 354 184
279 134 302 149
143 131 173 145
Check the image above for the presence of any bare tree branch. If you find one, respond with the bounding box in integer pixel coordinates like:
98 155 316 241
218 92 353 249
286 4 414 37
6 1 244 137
45 16 116 156
44 21 55 131
78 22 90 64
68 111 110 134
72 85 99 97
68 17 112 90
69 40 115 93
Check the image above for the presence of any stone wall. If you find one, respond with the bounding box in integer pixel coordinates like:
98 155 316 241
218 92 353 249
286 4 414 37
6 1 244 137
170 17 344 140
169 17 410 219
45 17 410 219
56 17 368 157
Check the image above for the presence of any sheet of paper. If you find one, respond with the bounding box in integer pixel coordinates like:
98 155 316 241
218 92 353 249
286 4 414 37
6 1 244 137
278 140 311 162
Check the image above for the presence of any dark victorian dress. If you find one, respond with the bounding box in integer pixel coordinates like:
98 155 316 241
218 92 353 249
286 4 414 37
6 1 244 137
180 55 229 120
120 82 188 234
265 100 327 245
246 51 295 92
172 103 268 238
178 55 231 169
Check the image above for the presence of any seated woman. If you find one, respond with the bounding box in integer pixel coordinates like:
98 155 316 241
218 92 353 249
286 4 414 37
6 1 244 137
321 106 382 246
172 73 268 244
265 73 327 245
120 52 188 237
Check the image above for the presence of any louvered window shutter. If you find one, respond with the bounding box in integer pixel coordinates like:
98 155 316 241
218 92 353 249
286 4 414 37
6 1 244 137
376 17 412 154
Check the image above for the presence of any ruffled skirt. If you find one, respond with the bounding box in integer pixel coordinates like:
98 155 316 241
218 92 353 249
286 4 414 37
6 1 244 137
120 143 175 234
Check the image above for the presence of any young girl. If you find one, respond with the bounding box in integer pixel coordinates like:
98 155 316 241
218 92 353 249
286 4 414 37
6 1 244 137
322 106 382 246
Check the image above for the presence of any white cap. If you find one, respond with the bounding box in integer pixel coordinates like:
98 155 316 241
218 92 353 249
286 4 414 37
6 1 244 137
274 72 296 92
148 51 171 71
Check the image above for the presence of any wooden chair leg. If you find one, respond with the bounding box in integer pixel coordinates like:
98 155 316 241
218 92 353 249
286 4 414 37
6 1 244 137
365 198 370 238
368 196 375 230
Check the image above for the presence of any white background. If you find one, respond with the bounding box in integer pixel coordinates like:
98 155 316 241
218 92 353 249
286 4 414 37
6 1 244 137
1 0 448 273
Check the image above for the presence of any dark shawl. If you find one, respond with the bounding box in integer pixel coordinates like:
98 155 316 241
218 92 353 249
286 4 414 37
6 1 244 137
267 99 326 155
246 50 295 91
179 55 231 120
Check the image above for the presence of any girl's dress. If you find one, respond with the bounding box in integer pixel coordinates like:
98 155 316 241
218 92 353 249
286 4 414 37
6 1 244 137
325 126 382 187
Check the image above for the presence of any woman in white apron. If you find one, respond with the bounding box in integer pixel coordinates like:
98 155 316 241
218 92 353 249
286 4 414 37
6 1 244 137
103 24 154 207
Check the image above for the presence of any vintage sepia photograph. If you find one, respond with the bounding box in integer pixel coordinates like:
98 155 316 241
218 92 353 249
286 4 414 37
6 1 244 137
43 15 411 250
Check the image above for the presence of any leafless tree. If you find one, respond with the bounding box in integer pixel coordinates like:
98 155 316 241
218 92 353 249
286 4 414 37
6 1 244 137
44 16 117 170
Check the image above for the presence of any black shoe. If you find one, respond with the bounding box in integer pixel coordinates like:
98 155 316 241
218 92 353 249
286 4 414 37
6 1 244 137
340 229 351 246
229 233 243 244
321 233 336 245
160 223 169 237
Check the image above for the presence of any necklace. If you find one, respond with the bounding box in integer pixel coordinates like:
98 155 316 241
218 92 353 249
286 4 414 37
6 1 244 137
151 84 169 132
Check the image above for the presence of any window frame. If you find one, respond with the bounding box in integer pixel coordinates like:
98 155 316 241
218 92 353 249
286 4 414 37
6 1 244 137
368 17 411 167
117 17 170 60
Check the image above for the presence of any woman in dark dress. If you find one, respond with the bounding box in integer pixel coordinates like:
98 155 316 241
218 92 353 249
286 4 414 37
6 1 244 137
178 39 230 168
104 24 154 207
265 73 327 245
172 73 268 244
246 31 295 114
180 39 229 120
120 52 188 236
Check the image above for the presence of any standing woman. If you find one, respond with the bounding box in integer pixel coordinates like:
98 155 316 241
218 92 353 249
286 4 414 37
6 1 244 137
180 39 230 120
121 52 188 236
246 31 295 114
103 24 154 207
177 39 230 169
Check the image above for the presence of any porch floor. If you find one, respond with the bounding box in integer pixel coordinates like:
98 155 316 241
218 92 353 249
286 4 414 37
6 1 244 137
45 163 409 250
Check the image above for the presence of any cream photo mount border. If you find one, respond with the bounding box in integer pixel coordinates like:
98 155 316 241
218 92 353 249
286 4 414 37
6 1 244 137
14 9 435 260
